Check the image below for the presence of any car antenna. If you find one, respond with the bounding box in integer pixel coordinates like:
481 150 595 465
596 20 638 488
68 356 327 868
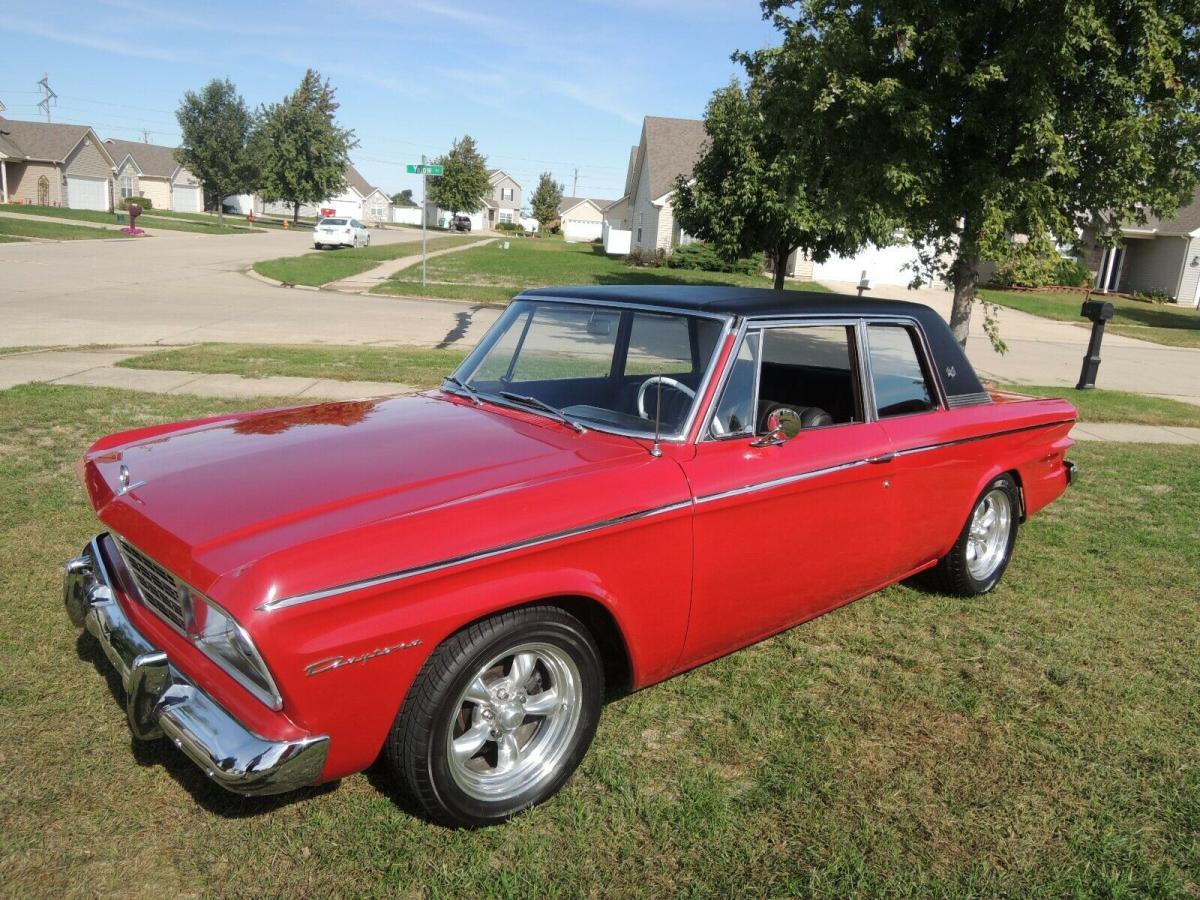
650 376 663 458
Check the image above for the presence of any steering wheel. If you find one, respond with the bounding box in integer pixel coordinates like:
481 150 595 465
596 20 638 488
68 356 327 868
637 376 696 420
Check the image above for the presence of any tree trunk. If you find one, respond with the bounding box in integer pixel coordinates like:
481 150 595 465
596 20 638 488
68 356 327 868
772 243 791 290
216 191 224 225
948 245 979 348
293 202 300 225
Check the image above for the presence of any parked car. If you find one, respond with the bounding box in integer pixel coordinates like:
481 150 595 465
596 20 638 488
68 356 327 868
313 217 370 249
63 287 1076 826
450 214 472 232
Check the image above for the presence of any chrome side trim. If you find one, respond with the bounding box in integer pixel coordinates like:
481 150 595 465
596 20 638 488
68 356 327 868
261 499 694 612
64 535 329 796
892 418 1077 458
946 391 992 409
694 457 871 506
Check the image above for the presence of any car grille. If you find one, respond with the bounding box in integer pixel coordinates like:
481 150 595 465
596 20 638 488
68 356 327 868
117 539 189 630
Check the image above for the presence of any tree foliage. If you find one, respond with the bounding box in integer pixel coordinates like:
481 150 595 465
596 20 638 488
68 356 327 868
391 189 415 206
530 172 565 229
673 79 895 290
755 0 1200 345
254 69 357 222
428 135 490 215
174 79 257 223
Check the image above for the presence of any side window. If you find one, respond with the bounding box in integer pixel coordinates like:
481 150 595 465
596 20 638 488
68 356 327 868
624 311 696 377
710 331 761 438
866 324 937 417
756 325 861 434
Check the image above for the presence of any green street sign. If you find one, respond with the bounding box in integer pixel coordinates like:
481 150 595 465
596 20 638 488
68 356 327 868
406 164 444 175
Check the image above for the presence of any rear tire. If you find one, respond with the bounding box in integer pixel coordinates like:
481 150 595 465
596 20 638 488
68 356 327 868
386 606 603 827
923 475 1019 596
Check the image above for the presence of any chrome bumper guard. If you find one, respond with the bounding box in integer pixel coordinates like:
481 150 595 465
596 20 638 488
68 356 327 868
64 535 329 796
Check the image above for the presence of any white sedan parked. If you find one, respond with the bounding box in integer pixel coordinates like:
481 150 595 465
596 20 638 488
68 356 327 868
313 217 371 249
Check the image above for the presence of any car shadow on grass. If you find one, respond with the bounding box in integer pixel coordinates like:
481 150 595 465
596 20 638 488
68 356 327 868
74 632 339 817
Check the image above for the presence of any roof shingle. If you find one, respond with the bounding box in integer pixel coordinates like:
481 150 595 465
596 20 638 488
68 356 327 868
0 117 96 163
104 138 182 178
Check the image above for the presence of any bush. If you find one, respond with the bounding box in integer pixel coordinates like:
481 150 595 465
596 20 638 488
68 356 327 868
626 246 666 268
1050 257 1091 287
667 242 764 275
1132 288 1172 304
119 195 153 211
495 222 524 234
988 245 1091 289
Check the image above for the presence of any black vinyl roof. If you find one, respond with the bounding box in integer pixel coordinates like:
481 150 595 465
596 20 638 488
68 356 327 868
518 285 987 401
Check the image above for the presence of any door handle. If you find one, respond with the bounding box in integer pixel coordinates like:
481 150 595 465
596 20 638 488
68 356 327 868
868 452 896 465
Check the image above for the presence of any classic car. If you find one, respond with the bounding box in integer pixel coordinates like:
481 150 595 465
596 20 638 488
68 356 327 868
63 286 1077 827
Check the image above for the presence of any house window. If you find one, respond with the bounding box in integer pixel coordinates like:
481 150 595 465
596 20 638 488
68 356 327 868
500 187 513 202
370 204 384 219
499 211 513 224
636 226 643 243
120 175 134 199
37 175 50 206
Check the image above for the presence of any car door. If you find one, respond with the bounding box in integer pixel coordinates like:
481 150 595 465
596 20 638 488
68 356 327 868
676 320 897 669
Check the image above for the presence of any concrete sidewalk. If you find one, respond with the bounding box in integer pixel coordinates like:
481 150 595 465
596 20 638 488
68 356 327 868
2 347 1198 443
322 237 496 293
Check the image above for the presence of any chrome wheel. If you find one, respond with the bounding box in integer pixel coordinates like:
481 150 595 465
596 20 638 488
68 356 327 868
965 488 1012 581
446 642 582 802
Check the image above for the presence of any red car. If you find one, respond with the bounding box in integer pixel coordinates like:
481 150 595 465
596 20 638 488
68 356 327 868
63 287 1076 826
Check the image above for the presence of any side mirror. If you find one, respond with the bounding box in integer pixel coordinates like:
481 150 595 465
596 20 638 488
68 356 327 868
750 408 797 447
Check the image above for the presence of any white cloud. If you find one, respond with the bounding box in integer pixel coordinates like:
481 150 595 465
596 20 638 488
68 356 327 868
0 18 185 62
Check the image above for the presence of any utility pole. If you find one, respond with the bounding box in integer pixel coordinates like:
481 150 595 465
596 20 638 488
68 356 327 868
37 74 57 123
421 154 427 288
143 130 151 143
572 167 578 197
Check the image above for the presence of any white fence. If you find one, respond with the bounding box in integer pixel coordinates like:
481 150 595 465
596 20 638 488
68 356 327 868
603 224 631 256
392 206 422 226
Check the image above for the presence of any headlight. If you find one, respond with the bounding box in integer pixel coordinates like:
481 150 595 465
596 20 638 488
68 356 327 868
189 592 282 710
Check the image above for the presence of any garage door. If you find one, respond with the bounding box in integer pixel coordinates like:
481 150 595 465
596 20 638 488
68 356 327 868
173 184 203 213
563 219 602 242
66 176 109 211
812 240 924 288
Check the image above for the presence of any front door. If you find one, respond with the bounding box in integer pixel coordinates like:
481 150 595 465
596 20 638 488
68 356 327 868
677 321 896 669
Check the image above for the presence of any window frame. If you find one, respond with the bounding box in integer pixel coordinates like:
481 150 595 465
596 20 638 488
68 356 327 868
700 314 948 441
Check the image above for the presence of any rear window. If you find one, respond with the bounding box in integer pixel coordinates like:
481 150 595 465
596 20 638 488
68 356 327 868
321 218 347 226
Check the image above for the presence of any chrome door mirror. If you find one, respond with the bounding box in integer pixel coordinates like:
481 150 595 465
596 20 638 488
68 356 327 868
750 408 800 447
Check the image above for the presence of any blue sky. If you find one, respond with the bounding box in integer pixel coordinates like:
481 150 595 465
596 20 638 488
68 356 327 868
0 0 779 202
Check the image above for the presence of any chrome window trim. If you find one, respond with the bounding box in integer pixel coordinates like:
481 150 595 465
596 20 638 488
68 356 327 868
260 499 695 612
453 297 733 445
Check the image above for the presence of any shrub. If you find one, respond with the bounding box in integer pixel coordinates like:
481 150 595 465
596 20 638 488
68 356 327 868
119 195 153 211
667 242 764 275
1050 257 1091 287
626 246 666 268
495 222 524 234
1132 288 1172 304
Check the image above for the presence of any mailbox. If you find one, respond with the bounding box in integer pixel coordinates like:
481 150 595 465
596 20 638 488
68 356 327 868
1080 299 1114 322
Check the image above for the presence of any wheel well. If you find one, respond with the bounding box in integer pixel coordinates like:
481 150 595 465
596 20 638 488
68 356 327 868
1005 468 1027 521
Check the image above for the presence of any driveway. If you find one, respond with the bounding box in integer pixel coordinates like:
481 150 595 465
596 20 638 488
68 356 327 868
0 226 500 349
819 280 1200 403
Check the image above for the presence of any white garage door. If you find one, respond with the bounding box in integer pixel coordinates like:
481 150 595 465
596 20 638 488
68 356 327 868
173 185 203 213
66 175 109 211
813 240 924 288
563 219 602 242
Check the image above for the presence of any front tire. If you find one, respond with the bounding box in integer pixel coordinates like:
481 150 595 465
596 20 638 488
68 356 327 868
386 606 603 827
925 475 1019 596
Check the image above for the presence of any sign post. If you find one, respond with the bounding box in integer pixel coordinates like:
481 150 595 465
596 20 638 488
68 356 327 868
406 162 444 288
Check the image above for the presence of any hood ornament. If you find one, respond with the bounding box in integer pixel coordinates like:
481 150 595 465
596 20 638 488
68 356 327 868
116 463 146 497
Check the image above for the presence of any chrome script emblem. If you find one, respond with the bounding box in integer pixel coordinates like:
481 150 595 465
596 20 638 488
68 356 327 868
945 365 957 379
304 639 423 677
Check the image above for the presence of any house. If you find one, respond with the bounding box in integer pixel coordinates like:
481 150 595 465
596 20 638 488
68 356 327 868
257 162 392 224
557 197 612 242
424 170 523 231
104 138 203 212
0 117 116 210
615 116 706 253
1084 192 1200 306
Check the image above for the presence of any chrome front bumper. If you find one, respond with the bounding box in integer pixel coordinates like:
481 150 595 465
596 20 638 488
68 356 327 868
64 535 329 796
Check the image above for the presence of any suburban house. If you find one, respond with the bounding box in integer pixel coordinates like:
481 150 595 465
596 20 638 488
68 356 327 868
105 138 203 212
0 117 116 210
1083 192 1200 306
557 196 612 241
611 116 707 253
257 162 392 223
425 170 524 231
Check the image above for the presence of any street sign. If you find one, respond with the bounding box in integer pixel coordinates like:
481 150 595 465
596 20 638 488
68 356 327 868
406 164 443 175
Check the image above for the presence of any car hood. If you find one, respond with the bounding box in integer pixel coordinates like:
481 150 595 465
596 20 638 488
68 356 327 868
83 394 682 616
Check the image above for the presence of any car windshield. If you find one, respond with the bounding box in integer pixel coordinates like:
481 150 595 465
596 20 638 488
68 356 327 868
320 218 348 226
451 299 725 438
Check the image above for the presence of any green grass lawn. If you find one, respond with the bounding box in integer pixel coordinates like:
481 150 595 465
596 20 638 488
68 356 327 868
0 203 261 235
372 238 831 304
2 381 1197 896
0 233 24 242
997 383 1200 427
253 235 482 287
980 287 1200 348
0 217 132 241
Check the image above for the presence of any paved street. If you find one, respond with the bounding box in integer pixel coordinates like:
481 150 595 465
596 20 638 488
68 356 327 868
0 225 501 349
0 233 1196 402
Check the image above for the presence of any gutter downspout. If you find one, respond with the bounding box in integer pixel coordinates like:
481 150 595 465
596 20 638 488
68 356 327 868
0 159 7 204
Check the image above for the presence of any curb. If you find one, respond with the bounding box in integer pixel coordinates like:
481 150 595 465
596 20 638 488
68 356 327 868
242 266 322 291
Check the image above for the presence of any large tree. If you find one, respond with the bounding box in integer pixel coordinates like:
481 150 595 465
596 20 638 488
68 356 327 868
756 0 1200 345
175 79 257 223
530 172 564 231
254 69 357 223
674 78 895 289
391 189 414 206
428 135 490 217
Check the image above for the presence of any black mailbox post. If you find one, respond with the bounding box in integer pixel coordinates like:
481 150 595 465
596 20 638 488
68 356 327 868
1076 297 1114 389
